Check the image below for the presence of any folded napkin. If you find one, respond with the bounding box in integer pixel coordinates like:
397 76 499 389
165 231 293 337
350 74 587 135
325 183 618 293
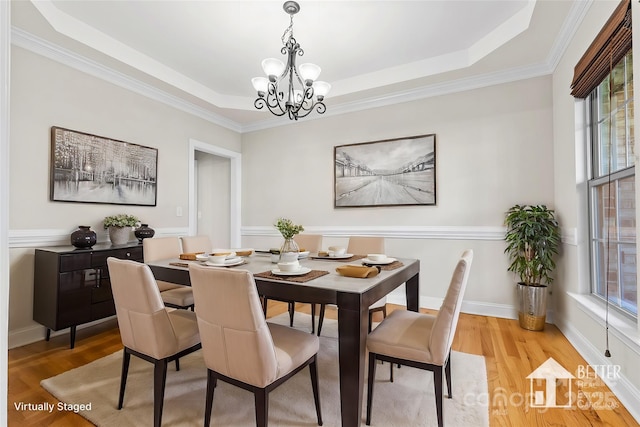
336 265 379 278
179 252 204 260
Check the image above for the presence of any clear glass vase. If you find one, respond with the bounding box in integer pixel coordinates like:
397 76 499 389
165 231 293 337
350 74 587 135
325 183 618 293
279 237 300 262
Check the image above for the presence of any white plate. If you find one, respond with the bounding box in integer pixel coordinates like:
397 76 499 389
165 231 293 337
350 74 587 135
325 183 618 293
195 254 209 261
362 257 396 265
298 251 310 259
205 257 244 267
271 267 312 276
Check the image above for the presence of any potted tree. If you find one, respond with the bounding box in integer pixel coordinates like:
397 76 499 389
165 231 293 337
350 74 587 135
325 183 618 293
504 204 560 331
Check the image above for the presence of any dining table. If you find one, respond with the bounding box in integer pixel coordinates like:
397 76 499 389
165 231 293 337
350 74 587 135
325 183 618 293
147 252 420 427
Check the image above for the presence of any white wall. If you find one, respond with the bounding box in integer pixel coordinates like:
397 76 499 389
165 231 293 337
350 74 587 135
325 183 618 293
241 76 555 314
8 46 240 347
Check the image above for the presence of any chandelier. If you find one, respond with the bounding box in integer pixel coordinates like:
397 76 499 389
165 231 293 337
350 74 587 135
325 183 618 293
251 1 330 120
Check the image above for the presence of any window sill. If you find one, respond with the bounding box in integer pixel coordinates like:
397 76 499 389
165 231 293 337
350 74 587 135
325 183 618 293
568 292 640 356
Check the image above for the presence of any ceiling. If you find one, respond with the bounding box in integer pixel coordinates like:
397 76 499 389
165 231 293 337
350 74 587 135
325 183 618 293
10 0 588 132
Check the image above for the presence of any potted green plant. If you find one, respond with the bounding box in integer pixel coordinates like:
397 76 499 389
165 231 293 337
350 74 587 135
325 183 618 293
504 204 560 331
274 217 304 260
104 214 140 245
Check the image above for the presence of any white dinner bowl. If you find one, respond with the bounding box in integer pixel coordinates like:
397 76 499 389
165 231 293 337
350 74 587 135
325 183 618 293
277 261 300 272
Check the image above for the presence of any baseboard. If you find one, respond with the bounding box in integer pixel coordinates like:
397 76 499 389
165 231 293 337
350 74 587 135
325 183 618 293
386 292 519 319
555 315 640 424
8 317 115 349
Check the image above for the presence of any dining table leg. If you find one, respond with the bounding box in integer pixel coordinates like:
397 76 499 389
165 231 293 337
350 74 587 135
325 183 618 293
337 291 369 427
405 272 420 312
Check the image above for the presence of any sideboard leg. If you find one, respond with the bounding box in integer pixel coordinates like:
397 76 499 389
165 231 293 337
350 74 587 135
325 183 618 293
69 326 77 349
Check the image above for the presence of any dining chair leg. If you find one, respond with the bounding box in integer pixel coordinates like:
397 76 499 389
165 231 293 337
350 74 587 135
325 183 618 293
365 352 378 425
254 388 268 427
310 303 316 334
445 352 452 398
309 356 323 426
175 358 180 371
368 311 374 333
433 366 444 427
153 359 168 427
204 370 217 427
317 304 326 336
117 348 131 409
261 297 268 316
288 302 295 326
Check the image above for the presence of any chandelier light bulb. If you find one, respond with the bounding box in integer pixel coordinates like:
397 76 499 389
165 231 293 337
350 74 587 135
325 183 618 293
298 63 321 84
251 77 269 95
261 58 286 80
313 81 331 99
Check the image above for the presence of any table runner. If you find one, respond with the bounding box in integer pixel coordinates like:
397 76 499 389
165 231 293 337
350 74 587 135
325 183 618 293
254 269 330 283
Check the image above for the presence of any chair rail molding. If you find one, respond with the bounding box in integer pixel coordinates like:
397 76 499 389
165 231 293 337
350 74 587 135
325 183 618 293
8 227 189 248
241 225 506 241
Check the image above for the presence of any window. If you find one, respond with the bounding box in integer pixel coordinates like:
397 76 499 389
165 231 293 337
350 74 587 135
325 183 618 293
588 50 636 317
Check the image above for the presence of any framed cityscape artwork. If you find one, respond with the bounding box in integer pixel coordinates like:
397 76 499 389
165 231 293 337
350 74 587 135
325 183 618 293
334 134 436 207
50 126 158 206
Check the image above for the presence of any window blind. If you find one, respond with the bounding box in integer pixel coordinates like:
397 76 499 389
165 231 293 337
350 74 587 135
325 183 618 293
570 0 631 98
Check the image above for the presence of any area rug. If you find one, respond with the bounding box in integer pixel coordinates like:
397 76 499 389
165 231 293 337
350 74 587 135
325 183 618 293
41 313 489 426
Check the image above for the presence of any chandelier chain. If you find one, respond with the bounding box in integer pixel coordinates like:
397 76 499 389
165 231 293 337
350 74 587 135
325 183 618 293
281 14 294 45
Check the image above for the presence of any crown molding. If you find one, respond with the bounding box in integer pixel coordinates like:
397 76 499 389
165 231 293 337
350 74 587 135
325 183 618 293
11 0 591 135
10 27 243 133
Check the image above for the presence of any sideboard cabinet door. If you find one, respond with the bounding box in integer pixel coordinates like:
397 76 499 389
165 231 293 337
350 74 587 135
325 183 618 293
33 242 144 349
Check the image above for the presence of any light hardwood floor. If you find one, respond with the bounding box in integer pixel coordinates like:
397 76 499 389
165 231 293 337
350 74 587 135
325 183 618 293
8 303 639 426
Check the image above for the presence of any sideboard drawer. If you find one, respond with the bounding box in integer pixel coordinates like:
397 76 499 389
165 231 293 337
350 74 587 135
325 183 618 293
60 253 92 272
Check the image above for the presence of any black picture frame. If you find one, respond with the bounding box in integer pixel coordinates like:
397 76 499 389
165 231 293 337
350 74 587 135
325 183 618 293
50 126 158 206
334 134 436 207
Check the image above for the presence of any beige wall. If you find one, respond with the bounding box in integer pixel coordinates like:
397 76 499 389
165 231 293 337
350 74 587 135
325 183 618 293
241 76 555 311
8 46 240 346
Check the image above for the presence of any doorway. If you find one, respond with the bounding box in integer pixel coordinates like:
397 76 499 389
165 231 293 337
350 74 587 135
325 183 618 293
188 139 241 248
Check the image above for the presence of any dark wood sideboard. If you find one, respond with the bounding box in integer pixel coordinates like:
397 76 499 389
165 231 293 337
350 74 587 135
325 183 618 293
33 242 143 349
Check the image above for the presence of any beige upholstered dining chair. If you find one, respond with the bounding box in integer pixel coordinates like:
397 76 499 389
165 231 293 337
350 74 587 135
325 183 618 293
180 235 212 254
107 257 202 427
188 264 323 427
365 249 474 427
263 233 324 333
143 237 195 310
316 236 386 336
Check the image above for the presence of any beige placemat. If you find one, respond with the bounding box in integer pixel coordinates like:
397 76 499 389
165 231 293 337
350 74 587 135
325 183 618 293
169 261 191 268
255 269 330 283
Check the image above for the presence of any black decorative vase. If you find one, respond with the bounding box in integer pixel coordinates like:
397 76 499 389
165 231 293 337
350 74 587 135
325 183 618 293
134 224 155 242
70 226 97 249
